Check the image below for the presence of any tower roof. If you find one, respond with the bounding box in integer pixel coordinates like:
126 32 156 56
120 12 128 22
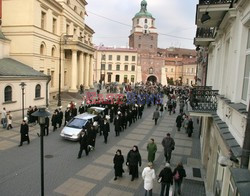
134 0 153 19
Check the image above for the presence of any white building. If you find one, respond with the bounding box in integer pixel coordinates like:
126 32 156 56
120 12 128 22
193 0 250 195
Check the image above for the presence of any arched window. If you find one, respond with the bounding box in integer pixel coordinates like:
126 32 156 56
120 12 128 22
35 84 41 98
40 44 45 55
51 47 56 57
4 86 12 102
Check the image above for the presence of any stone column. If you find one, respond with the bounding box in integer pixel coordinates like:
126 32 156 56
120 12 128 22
69 50 78 92
89 55 94 88
84 53 90 89
79 52 84 86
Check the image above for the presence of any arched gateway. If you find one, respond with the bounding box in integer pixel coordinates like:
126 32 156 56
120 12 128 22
147 75 157 83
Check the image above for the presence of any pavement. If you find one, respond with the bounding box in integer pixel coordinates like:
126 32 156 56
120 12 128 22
0 88 206 196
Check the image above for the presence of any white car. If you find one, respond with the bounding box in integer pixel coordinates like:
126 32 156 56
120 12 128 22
60 113 97 141
87 106 105 115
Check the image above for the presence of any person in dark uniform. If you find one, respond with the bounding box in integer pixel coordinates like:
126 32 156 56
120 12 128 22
19 120 30 146
114 114 121 136
58 108 63 128
71 105 77 117
79 103 85 114
87 125 97 149
51 110 58 131
77 130 89 158
128 109 133 127
113 149 124 180
110 106 115 123
44 116 50 136
102 118 110 143
64 107 71 126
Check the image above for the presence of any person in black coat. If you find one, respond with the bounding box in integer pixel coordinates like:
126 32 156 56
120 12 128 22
128 110 133 126
159 163 173 196
19 120 30 146
58 108 63 128
79 104 85 114
64 107 71 126
102 119 110 143
113 149 124 180
51 111 58 131
44 116 50 136
71 105 77 118
114 114 121 136
176 114 183 132
126 145 142 181
77 130 89 158
173 162 186 195
187 118 194 137
87 125 97 149
110 106 114 123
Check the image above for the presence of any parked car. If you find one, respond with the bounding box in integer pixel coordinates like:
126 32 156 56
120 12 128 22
87 106 105 115
60 113 97 141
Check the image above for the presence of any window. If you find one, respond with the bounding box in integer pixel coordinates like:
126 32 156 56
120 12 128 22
149 67 153 74
131 65 135 71
116 75 120 82
139 36 141 40
132 56 136 61
165 68 168 72
124 65 128 71
187 68 190 73
101 54 106 60
191 68 194 73
117 55 120 61
137 19 139 24
40 44 45 55
138 44 141 48
52 18 57 34
66 24 70 35
116 64 120 71
64 71 67 86
108 55 112 60
108 74 112 82
41 11 46 29
35 84 41 98
4 86 12 102
124 75 128 83
131 75 135 83
108 64 112 70
51 71 54 87
51 47 55 57
125 55 129 61
171 68 174 72
101 64 105 70
145 19 147 23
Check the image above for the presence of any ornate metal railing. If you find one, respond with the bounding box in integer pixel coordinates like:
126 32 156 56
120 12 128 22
190 87 218 111
199 0 232 5
196 27 216 39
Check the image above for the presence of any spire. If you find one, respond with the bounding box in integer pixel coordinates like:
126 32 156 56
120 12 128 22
134 0 153 18
140 0 147 13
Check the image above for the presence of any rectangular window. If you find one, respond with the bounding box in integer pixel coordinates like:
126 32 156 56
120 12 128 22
242 55 250 101
171 68 174 72
131 65 135 71
116 64 120 71
124 65 128 71
191 68 194 73
66 24 70 35
108 64 112 71
64 71 67 86
132 56 136 61
124 75 128 83
108 55 112 60
101 64 105 70
116 75 120 82
101 54 106 60
51 71 54 87
131 75 135 83
108 74 112 82
52 18 57 34
139 44 141 48
117 55 120 61
41 11 46 30
125 55 129 61
165 68 168 72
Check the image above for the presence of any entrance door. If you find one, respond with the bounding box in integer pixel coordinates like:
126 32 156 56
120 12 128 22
147 75 157 83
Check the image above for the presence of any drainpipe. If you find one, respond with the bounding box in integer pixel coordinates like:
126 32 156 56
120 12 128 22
46 76 51 108
241 101 250 168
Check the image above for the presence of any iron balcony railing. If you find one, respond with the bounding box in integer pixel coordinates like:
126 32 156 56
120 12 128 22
190 87 218 111
199 0 232 5
196 27 216 39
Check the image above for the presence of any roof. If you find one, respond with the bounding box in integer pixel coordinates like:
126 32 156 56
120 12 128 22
96 46 138 52
0 58 48 78
75 113 97 120
230 168 250 196
134 0 153 19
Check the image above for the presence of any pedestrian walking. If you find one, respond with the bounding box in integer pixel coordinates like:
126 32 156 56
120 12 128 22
173 162 186 196
159 163 173 196
19 120 30 146
58 108 63 128
187 118 194 137
126 145 142 181
147 138 157 163
162 133 175 163
113 149 124 181
77 130 89 158
51 110 58 131
102 118 110 143
87 125 97 149
6 111 13 130
64 107 71 126
152 108 160 125
160 104 164 117
176 114 183 132
1 107 7 128
142 162 156 196
44 116 50 136
114 114 121 136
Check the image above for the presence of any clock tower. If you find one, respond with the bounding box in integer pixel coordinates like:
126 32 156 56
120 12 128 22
129 0 158 53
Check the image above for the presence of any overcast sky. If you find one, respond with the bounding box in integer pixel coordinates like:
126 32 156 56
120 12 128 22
85 0 197 49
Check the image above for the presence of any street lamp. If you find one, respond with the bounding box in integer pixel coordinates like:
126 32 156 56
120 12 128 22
19 82 26 120
32 108 50 196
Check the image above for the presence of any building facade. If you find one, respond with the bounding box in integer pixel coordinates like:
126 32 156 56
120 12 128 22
193 0 250 195
94 46 140 84
2 0 95 99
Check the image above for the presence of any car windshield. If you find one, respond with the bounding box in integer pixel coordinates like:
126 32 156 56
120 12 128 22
67 118 87 129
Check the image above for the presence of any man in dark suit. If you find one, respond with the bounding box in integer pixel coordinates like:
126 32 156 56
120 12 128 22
114 114 121 136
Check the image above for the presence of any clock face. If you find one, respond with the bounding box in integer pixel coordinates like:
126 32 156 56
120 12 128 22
144 24 148 29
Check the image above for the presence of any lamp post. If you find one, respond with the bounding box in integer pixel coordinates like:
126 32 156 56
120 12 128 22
19 82 26 120
32 108 50 196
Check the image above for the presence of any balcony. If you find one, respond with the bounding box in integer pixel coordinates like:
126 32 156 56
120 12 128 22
63 35 94 49
189 86 219 115
194 27 216 46
196 0 233 27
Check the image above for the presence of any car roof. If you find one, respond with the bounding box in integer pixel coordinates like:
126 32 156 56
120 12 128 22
75 112 97 120
90 107 105 111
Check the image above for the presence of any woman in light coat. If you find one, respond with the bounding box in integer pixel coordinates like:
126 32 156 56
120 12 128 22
142 162 156 196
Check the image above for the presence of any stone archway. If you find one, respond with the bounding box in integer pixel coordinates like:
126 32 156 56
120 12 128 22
147 75 157 83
